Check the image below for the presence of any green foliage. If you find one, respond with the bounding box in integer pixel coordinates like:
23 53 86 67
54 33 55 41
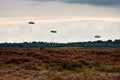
21 60 45 70
96 65 120 73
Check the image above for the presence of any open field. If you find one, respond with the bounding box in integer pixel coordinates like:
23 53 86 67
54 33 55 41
0 48 120 80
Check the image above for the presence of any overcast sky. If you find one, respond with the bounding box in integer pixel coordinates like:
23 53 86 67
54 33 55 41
0 0 120 43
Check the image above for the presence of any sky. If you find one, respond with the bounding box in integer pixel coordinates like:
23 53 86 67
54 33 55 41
0 0 120 43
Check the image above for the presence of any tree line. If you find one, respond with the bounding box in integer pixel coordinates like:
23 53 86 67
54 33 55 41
0 39 120 48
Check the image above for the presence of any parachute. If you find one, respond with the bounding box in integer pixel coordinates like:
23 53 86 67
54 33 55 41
50 30 57 33
94 35 101 38
28 21 35 24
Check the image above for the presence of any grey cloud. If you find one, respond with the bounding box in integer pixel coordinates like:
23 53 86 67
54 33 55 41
31 0 120 6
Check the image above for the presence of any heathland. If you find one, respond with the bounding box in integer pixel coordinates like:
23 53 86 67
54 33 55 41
0 48 120 80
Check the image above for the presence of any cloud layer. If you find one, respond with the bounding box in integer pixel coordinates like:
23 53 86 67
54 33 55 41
0 0 120 43
32 0 120 6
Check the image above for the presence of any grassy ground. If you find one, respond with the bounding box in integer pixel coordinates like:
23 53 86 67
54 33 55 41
0 48 120 80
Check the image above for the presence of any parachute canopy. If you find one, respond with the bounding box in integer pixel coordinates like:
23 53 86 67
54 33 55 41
95 35 101 38
50 30 57 33
28 21 35 24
